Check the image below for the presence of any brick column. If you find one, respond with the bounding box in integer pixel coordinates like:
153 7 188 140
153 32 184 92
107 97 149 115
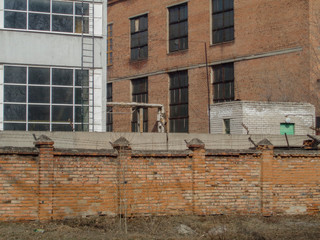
257 139 274 216
112 137 132 217
187 138 206 215
34 135 54 221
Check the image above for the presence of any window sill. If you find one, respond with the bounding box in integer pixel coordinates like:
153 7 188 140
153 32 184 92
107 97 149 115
210 40 235 47
167 49 189 56
129 58 148 64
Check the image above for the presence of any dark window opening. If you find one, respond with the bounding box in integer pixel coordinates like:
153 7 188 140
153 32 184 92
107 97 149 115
169 71 188 133
168 3 188 52
130 15 148 61
132 78 148 132
106 83 113 132
213 62 234 102
212 0 234 44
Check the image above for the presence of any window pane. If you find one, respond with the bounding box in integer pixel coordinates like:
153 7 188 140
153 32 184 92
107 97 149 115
224 27 234 41
140 46 148 59
75 16 89 33
224 11 234 27
52 15 73 33
131 48 139 60
139 15 148 31
28 86 50 103
224 0 234 11
28 124 50 131
213 0 223 12
74 124 89 132
4 85 26 102
28 105 50 122
169 7 178 24
52 68 73 85
169 39 179 52
52 124 73 131
5 0 26 10
52 87 73 104
52 1 73 14
75 88 89 104
4 104 26 121
75 70 89 86
52 105 73 122
169 23 179 39
4 12 27 29
180 4 188 21
4 66 26 83
29 0 50 12
75 106 89 123
29 13 50 31
75 3 89 16
4 123 26 131
29 67 50 84
213 13 223 30
213 29 223 43
225 63 234 81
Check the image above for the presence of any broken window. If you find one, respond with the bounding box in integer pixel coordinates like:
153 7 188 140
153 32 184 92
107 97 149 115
3 65 89 131
212 0 234 44
131 78 148 132
169 71 188 133
168 3 188 52
106 83 113 132
4 0 89 34
213 63 234 102
130 15 148 61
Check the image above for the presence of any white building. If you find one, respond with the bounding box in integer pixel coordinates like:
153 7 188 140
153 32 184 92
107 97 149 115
210 101 315 135
0 0 107 132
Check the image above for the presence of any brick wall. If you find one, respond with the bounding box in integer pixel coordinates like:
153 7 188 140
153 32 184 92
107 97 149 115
0 135 319 221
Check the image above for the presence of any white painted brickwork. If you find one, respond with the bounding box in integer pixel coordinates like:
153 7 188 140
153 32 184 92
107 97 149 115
210 101 315 135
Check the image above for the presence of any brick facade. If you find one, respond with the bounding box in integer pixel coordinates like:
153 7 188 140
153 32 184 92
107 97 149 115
0 135 319 221
107 0 320 133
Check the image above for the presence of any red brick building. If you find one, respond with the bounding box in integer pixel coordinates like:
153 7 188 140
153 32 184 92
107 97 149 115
107 0 320 133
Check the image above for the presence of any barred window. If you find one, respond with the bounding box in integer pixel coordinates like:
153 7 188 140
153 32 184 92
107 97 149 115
131 78 148 132
169 71 188 133
168 3 188 52
4 0 89 33
130 14 148 60
213 63 234 102
212 0 234 44
3 65 89 131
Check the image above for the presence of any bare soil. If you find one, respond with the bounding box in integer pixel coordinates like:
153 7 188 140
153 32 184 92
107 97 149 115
0 215 320 240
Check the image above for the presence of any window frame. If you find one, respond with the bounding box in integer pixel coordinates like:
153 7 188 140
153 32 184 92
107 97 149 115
169 70 189 133
107 23 113 66
3 0 90 34
211 0 234 44
106 82 113 132
130 14 148 61
168 2 188 53
213 62 235 103
131 77 148 132
3 65 90 131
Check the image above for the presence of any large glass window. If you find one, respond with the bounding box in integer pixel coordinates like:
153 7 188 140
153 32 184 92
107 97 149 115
213 63 234 102
168 3 188 52
169 71 188 133
212 0 234 44
106 83 113 132
132 78 148 132
4 0 89 34
107 24 113 66
3 66 89 131
130 14 148 61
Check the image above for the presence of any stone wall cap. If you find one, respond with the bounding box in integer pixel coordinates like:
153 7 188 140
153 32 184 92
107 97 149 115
186 138 205 149
257 139 273 146
112 137 130 148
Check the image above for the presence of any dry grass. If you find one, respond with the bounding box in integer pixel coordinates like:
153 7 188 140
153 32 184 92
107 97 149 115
0 215 319 240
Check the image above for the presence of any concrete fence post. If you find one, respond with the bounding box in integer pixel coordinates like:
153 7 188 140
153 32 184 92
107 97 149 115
187 138 206 215
34 135 55 221
257 139 275 216
111 137 132 218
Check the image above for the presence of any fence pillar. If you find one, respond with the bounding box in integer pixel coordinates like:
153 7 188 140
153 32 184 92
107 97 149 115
258 139 274 216
34 135 54 221
111 137 132 218
187 138 206 215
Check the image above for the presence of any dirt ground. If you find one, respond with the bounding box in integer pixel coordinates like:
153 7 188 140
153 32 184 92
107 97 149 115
0 215 320 240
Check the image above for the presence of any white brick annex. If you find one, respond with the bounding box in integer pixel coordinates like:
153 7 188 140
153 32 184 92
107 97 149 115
210 101 315 135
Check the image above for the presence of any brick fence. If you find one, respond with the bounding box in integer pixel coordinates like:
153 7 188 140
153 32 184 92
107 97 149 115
0 135 319 221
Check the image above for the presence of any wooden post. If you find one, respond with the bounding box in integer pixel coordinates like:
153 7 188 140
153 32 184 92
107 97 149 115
139 108 143 133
